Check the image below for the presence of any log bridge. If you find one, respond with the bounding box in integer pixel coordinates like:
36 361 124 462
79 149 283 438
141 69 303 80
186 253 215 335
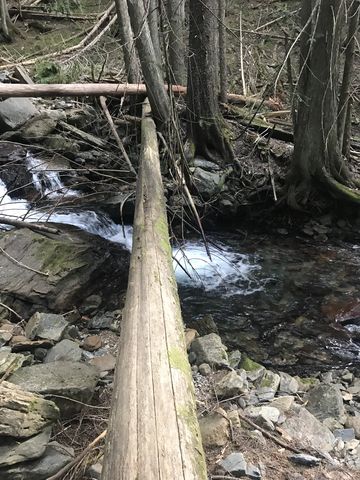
101 99 207 479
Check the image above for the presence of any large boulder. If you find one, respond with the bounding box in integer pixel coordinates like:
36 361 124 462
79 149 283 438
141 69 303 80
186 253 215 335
305 384 346 424
0 226 129 316
9 361 99 417
0 98 38 132
190 333 229 367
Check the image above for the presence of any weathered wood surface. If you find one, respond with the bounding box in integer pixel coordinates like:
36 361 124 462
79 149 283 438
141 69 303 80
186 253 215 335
101 100 207 480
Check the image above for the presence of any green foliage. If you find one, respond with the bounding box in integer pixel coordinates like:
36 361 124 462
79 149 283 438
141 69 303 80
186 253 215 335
34 61 81 84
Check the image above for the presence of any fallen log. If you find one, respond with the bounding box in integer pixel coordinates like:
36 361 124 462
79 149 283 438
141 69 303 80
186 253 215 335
101 99 207 480
0 216 59 234
0 82 280 109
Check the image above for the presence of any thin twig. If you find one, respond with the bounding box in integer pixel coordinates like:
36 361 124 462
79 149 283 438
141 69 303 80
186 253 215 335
0 302 23 320
0 246 49 276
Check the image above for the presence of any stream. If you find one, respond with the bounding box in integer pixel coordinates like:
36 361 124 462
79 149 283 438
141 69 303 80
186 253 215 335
1 153 360 373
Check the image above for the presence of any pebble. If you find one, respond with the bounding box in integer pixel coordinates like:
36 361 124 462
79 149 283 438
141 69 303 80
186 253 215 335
82 335 102 352
199 363 211 376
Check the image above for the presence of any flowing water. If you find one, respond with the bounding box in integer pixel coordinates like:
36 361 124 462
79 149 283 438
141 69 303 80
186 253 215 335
1 153 360 373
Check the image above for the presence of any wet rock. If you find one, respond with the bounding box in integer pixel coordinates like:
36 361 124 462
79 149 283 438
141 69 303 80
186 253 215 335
0 427 51 467
0 98 38 131
345 416 360 438
245 406 280 424
198 363 212 376
240 355 264 382
289 454 321 467
281 405 335 452
279 372 299 395
199 409 230 447
305 384 345 423
0 381 59 437
190 333 228 367
26 312 68 342
89 353 116 372
219 452 247 477
0 442 73 480
0 227 129 316
82 335 102 352
44 339 82 363
334 428 355 441
228 350 242 368
255 370 280 401
9 361 99 417
87 311 121 333
214 370 248 398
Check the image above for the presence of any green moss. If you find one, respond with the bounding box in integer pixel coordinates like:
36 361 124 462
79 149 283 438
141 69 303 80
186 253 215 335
240 354 263 372
34 238 86 275
300 377 319 386
168 347 190 376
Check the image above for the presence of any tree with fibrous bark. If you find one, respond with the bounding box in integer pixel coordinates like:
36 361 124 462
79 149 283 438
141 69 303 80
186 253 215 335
186 0 234 164
287 0 360 207
0 0 22 42
165 0 186 85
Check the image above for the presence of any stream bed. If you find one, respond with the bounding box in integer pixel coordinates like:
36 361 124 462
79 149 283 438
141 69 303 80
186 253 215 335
1 153 360 374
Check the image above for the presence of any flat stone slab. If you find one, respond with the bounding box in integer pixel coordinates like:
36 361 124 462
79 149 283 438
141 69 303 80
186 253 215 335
219 452 247 477
44 339 82 363
25 312 68 342
0 427 51 467
9 361 99 417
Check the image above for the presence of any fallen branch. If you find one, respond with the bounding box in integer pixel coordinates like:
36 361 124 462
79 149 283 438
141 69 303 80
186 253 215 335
9 8 97 21
58 120 107 149
99 96 136 174
46 430 107 480
0 216 60 234
0 302 22 320
0 245 49 276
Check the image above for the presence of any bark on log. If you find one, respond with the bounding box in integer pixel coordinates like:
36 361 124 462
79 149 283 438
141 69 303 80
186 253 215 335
101 99 207 480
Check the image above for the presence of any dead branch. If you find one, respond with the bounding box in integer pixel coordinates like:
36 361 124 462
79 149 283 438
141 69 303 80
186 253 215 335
0 216 60 234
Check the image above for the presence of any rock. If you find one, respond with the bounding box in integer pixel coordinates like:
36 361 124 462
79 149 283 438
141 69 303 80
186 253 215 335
240 355 265 382
246 464 262 479
0 427 51 467
26 313 68 342
20 111 63 141
228 350 242 368
199 409 230 447
0 227 129 317
198 363 212 376
305 384 345 423
245 406 280 424
323 417 344 431
88 462 102 479
334 428 355 441
89 353 116 372
82 335 102 352
43 134 80 153
187 314 219 336
0 442 73 480
9 361 99 417
0 330 12 346
191 167 224 198
81 295 102 315
44 339 82 363
0 350 28 376
219 452 247 477
185 329 198 350
87 311 121 332
346 439 360 450
215 370 248 398
34 348 48 361
289 454 321 467
0 98 38 131
345 416 360 438
11 338 54 352
270 396 294 413
281 405 335 452
279 372 299 394
348 378 360 397
0 381 59 438
190 333 229 367
255 370 280 401
192 157 221 171
227 410 241 429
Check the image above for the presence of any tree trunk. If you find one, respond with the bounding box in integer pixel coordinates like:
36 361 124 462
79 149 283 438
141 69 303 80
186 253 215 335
145 0 162 63
127 0 170 123
166 0 185 85
114 0 140 83
187 0 233 163
0 0 11 41
287 0 354 207
338 0 360 153
101 99 207 480
219 0 227 103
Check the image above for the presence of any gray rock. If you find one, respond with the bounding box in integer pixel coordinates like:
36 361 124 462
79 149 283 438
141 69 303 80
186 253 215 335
215 370 248 398
240 355 265 382
0 98 38 131
0 442 73 480
0 427 51 467
270 396 294 413
89 353 116 372
279 372 299 394
43 134 80 153
25 313 68 342
88 462 102 479
289 454 321 467
246 464 262 479
245 406 280 424
0 350 28 376
88 311 121 332
345 416 360 439
323 417 344 431
199 409 230 447
0 227 129 317
20 111 63 141
9 361 99 417
281 405 335 452
348 378 360 396
0 381 59 438
255 370 280 401
191 333 229 367
44 339 82 363
191 167 223 198
305 384 345 423
334 428 355 441
192 157 221 171
219 452 247 477
81 295 102 315
198 363 212 376
228 350 242 369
